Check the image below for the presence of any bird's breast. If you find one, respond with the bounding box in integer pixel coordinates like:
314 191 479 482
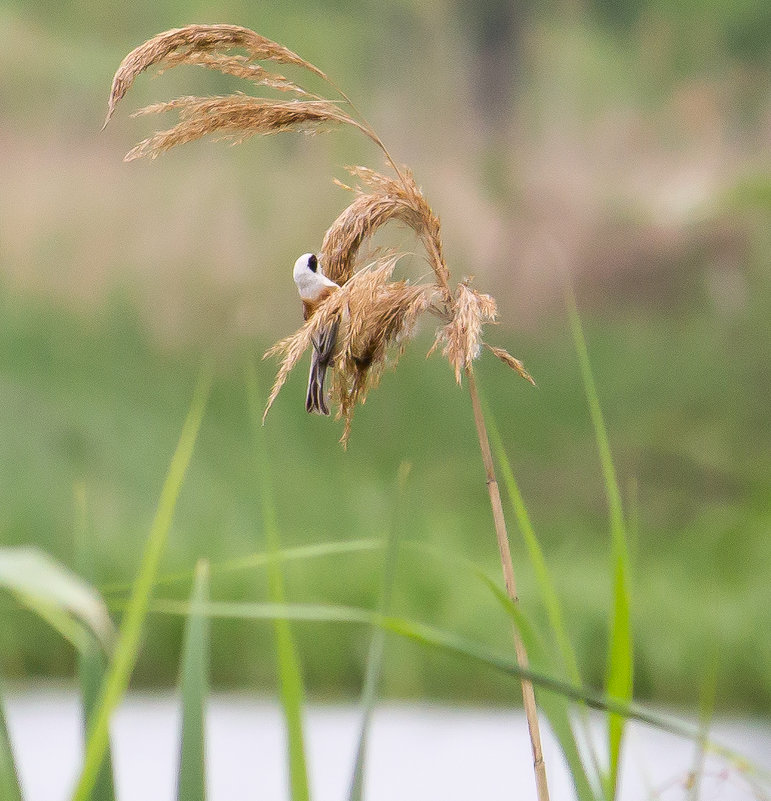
302 286 336 320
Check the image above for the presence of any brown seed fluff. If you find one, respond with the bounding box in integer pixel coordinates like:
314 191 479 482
158 51 315 97
321 167 450 297
104 24 326 127
263 256 429 446
429 282 498 384
125 96 359 161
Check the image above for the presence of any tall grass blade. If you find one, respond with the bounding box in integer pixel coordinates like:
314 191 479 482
176 560 211 801
485 399 605 797
74 487 116 801
246 363 310 801
483 403 581 684
136 598 709 743
101 539 382 595
72 364 212 801
348 462 410 801
78 638 116 801
12 594 93 654
481 576 598 801
566 288 633 800
0 676 23 801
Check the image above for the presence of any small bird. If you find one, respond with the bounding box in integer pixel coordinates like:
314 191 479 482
293 253 340 415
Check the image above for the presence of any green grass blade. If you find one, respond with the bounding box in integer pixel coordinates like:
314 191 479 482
78 638 116 801
480 576 598 801
176 560 211 801
133 598 709 743
72 364 212 801
566 288 633 799
484 402 582 684
484 399 606 795
13 594 93 653
349 462 410 801
74 485 116 801
603 558 632 799
0 676 23 801
246 364 309 801
100 540 382 596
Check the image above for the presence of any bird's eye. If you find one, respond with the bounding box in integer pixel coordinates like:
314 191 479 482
308 254 318 273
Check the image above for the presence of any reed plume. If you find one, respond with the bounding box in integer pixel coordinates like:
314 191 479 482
264 255 429 446
104 24 326 127
322 166 449 294
125 96 359 161
105 23 548 800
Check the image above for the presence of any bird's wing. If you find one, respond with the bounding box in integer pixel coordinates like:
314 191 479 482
313 318 339 365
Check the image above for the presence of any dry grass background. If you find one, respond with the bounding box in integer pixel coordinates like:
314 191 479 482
1 7 767 343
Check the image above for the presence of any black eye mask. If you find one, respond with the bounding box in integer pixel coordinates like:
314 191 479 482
308 254 318 273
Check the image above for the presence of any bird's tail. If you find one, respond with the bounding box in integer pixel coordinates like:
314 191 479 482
306 353 330 415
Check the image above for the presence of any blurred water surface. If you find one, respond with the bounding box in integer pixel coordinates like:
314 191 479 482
6 688 771 801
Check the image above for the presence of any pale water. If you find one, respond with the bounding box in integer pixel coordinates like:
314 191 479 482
5 690 769 800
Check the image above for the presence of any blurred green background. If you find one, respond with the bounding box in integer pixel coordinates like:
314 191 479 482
0 0 768 712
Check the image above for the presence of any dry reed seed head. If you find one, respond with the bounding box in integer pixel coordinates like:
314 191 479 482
430 282 498 384
321 166 450 294
263 256 430 444
124 97 358 161
484 344 537 386
331 260 429 447
158 52 315 97
105 24 327 126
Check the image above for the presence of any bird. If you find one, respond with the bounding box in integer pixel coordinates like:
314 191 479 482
293 253 340 415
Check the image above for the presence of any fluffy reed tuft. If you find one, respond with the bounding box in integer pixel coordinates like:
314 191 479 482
125 96 358 161
485 344 537 386
104 24 325 127
263 256 429 446
429 282 498 384
158 52 315 98
322 167 450 295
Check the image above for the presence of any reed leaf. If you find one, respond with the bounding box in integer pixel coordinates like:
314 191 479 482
566 288 633 800
131 598 709 743
484 401 606 795
74 487 116 801
484 406 580 683
0 547 114 654
71 364 212 801
100 540 382 595
246 364 309 801
481 576 598 801
176 560 211 801
77 638 115 801
348 461 410 801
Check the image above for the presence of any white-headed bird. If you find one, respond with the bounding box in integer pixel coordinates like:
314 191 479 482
293 253 340 415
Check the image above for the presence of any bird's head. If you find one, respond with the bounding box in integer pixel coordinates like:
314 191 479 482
293 253 338 299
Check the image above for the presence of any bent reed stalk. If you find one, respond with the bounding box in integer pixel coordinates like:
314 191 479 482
467 367 548 800
105 23 547 799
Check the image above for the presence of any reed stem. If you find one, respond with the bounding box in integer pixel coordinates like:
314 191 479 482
466 366 550 801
